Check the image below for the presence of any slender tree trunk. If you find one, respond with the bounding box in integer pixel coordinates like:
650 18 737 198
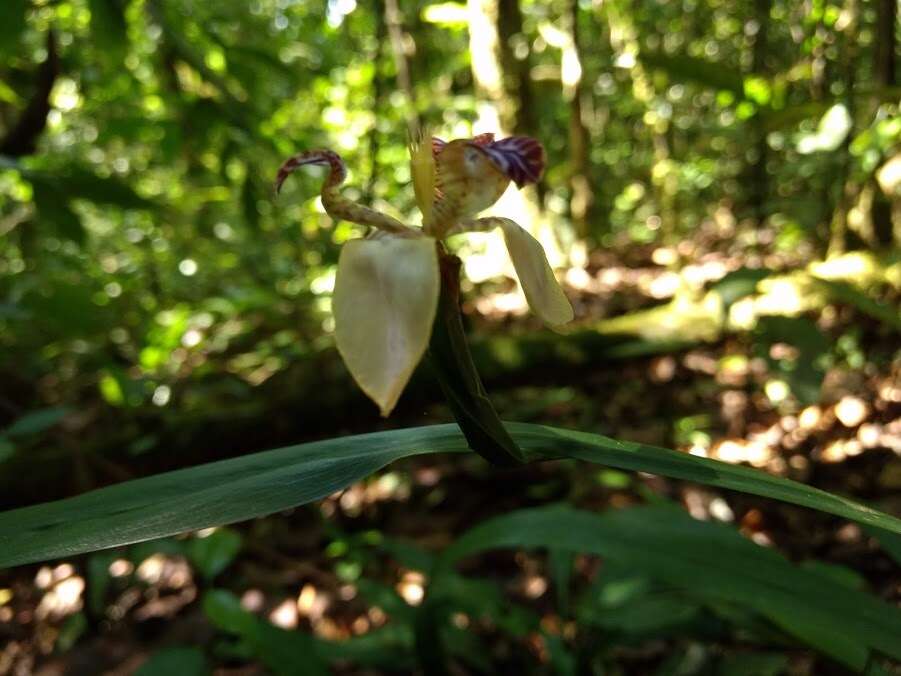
494 0 549 208
466 0 563 268
606 0 675 236
384 0 419 136
496 0 537 137
366 0 388 200
870 0 896 247
874 0 896 87
0 31 58 157
467 0 510 134
563 0 594 237
747 0 771 228
828 0 860 255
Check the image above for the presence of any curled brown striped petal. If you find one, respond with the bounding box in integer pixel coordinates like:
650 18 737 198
475 136 546 188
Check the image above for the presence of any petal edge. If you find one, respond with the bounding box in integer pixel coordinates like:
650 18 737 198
499 220 573 326
333 237 440 415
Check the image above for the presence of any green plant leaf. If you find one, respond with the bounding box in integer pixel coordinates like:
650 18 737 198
88 0 128 56
32 182 85 244
0 438 15 463
0 425 467 568
712 267 771 308
429 253 525 465
0 0 28 58
865 526 901 567
135 647 209 676
753 315 830 405
717 652 788 676
435 504 901 670
186 527 242 581
812 277 901 330
3 407 70 438
2 423 901 569
204 590 327 676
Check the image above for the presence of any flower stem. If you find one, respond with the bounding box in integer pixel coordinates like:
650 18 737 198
427 247 526 466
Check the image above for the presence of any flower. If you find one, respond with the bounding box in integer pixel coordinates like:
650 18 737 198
276 132 572 416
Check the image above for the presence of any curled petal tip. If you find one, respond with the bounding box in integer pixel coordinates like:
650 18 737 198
274 149 347 194
479 136 546 187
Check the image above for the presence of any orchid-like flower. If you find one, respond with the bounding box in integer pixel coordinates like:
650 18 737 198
276 132 572 416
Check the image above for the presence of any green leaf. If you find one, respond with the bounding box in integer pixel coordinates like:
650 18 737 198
0 438 15 464
314 625 414 669
753 316 830 405
186 527 242 581
203 590 327 676
865 526 901 567
712 267 771 308
543 631 577 676
429 254 525 465
56 612 88 653
0 0 28 58
717 652 787 676
812 277 901 330
509 422 900 534
203 589 257 635
4 407 70 438
88 0 128 56
436 505 901 669
32 183 85 244
2 423 901 569
0 425 465 568
587 591 701 635
548 548 573 617
135 647 209 676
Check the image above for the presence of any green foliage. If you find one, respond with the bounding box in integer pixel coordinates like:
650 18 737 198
433 504 901 670
0 0 28 59
204 590 328 676
1 423 899 568
753 316 830 405
185 527 242 581
135 647 209 676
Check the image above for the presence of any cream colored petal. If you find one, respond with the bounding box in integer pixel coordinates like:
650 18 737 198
499 220 574 326
333 236 440 416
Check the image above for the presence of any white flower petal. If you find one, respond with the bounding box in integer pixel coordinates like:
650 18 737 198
333 236 440 416
499 220 573 326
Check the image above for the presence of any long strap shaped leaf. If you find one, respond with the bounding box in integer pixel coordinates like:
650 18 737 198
3 422 901 568
427 250 525 466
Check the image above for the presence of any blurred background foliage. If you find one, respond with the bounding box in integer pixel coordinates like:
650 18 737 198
0 0 899 673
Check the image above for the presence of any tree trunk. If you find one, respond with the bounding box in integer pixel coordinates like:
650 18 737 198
746 0 771 228
870 0 896 247
366 0 388 200
828 0 861 255
466 0 564 270
563 0 594 237
496 0 537 137
384 0 419 136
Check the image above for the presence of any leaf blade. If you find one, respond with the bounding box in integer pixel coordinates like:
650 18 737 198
437 504 901 669
2 423 900 568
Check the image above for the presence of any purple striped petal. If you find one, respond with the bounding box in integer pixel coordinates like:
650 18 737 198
476 136 546 187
